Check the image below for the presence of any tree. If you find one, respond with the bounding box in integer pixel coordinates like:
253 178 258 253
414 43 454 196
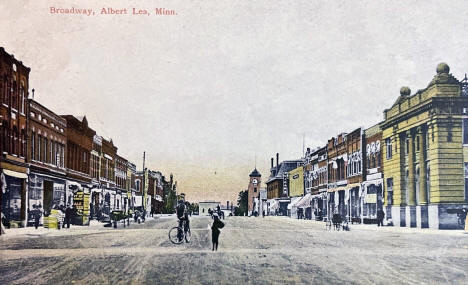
189 203 199 214
235 190 248 216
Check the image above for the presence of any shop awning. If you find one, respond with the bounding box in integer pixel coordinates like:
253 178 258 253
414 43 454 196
269 200 279 211
3 169 28 179
296 193 312 208
288 196 303 209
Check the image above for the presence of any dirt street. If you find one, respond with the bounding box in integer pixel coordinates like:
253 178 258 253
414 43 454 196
1 215 468 284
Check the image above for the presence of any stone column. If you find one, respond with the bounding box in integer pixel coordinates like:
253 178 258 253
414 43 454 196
418 126 427 205
407 130 416 205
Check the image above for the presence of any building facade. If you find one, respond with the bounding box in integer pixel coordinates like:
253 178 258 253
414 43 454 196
382 63 468 229
362 123 384 223
327 133 348 219
62 115 95 210
0 48 30 227
27 99 67 223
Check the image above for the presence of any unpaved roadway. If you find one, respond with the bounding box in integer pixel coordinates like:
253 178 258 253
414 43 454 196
1 215 468 284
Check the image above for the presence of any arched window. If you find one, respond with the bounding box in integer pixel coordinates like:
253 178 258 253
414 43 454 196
31 132 35 160
12 127 18 155
20 129 26 157
20 84 25 113
11 81 17 109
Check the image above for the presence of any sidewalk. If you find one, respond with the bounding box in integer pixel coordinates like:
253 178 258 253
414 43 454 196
0 215 162 239
266 215 468 236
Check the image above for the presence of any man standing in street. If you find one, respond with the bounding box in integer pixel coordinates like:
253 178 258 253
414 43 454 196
377 209 385 227
65 206 73 229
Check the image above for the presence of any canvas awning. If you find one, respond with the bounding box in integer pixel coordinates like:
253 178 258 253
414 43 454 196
296 193 312 208
269 200 279 211
288 196 303 209
3 169 28 179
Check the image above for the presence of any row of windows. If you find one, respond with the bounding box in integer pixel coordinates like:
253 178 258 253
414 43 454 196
367 153 381 169
67 143 89 174
347 159 362 177
91 155 100 179
100 158 115 181
1 124 26 157
30 132 65 167
1 80 26 113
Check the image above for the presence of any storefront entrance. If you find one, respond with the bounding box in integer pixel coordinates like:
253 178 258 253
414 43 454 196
2 175 24 226
43 180 54 215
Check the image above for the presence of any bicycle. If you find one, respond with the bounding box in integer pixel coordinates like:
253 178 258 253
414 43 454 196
168 220 191 244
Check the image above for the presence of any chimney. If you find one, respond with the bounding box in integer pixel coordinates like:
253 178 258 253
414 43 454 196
276 153 279 168
271 158 274 168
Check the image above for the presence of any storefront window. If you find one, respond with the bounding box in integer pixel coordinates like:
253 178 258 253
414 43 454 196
387 178 393 205
465 163 468 202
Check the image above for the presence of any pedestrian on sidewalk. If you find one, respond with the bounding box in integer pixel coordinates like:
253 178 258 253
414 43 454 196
211 213 225 251
65 206 73 229
32 205 42 229
377 209 385 227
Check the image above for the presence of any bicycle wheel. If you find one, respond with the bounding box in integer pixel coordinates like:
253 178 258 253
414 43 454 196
184 229 191 243
169 226 184 244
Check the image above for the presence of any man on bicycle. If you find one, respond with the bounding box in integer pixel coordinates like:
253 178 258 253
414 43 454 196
176 199 190 239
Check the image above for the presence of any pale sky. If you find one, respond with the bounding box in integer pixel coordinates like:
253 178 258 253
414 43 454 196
2 0 468 203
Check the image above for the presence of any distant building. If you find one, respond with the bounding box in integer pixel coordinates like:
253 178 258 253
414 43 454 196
266 153 303 215
199 201 220 215
247 168 261 215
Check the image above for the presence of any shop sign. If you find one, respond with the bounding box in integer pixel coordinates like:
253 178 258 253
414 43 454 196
364 193 377 204
367 173 382 180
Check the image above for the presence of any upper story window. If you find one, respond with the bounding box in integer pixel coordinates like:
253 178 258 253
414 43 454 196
463 119 468 145
386 138 392 159
20 85 25 113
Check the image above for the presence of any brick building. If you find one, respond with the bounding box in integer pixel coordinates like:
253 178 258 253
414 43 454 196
115 154 127 211
345 127 365 223
305 146 328 220
326 133 348 219
362 123 383 223
0 48 30 227
27 99 67 222
100 137 117 213
126 162 137 213
89 134 102 219
61 115 95 206
266 153 303 215
247 168 261 215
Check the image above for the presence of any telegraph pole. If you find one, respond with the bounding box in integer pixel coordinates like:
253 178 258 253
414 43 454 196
142 151 145 216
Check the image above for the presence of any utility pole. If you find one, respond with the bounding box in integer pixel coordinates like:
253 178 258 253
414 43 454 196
303 133 305 157
142 151 145 215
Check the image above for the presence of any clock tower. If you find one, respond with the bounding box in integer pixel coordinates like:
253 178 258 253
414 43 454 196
247 168 261 215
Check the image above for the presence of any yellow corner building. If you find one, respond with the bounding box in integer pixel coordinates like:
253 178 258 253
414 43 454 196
382 63 468 229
